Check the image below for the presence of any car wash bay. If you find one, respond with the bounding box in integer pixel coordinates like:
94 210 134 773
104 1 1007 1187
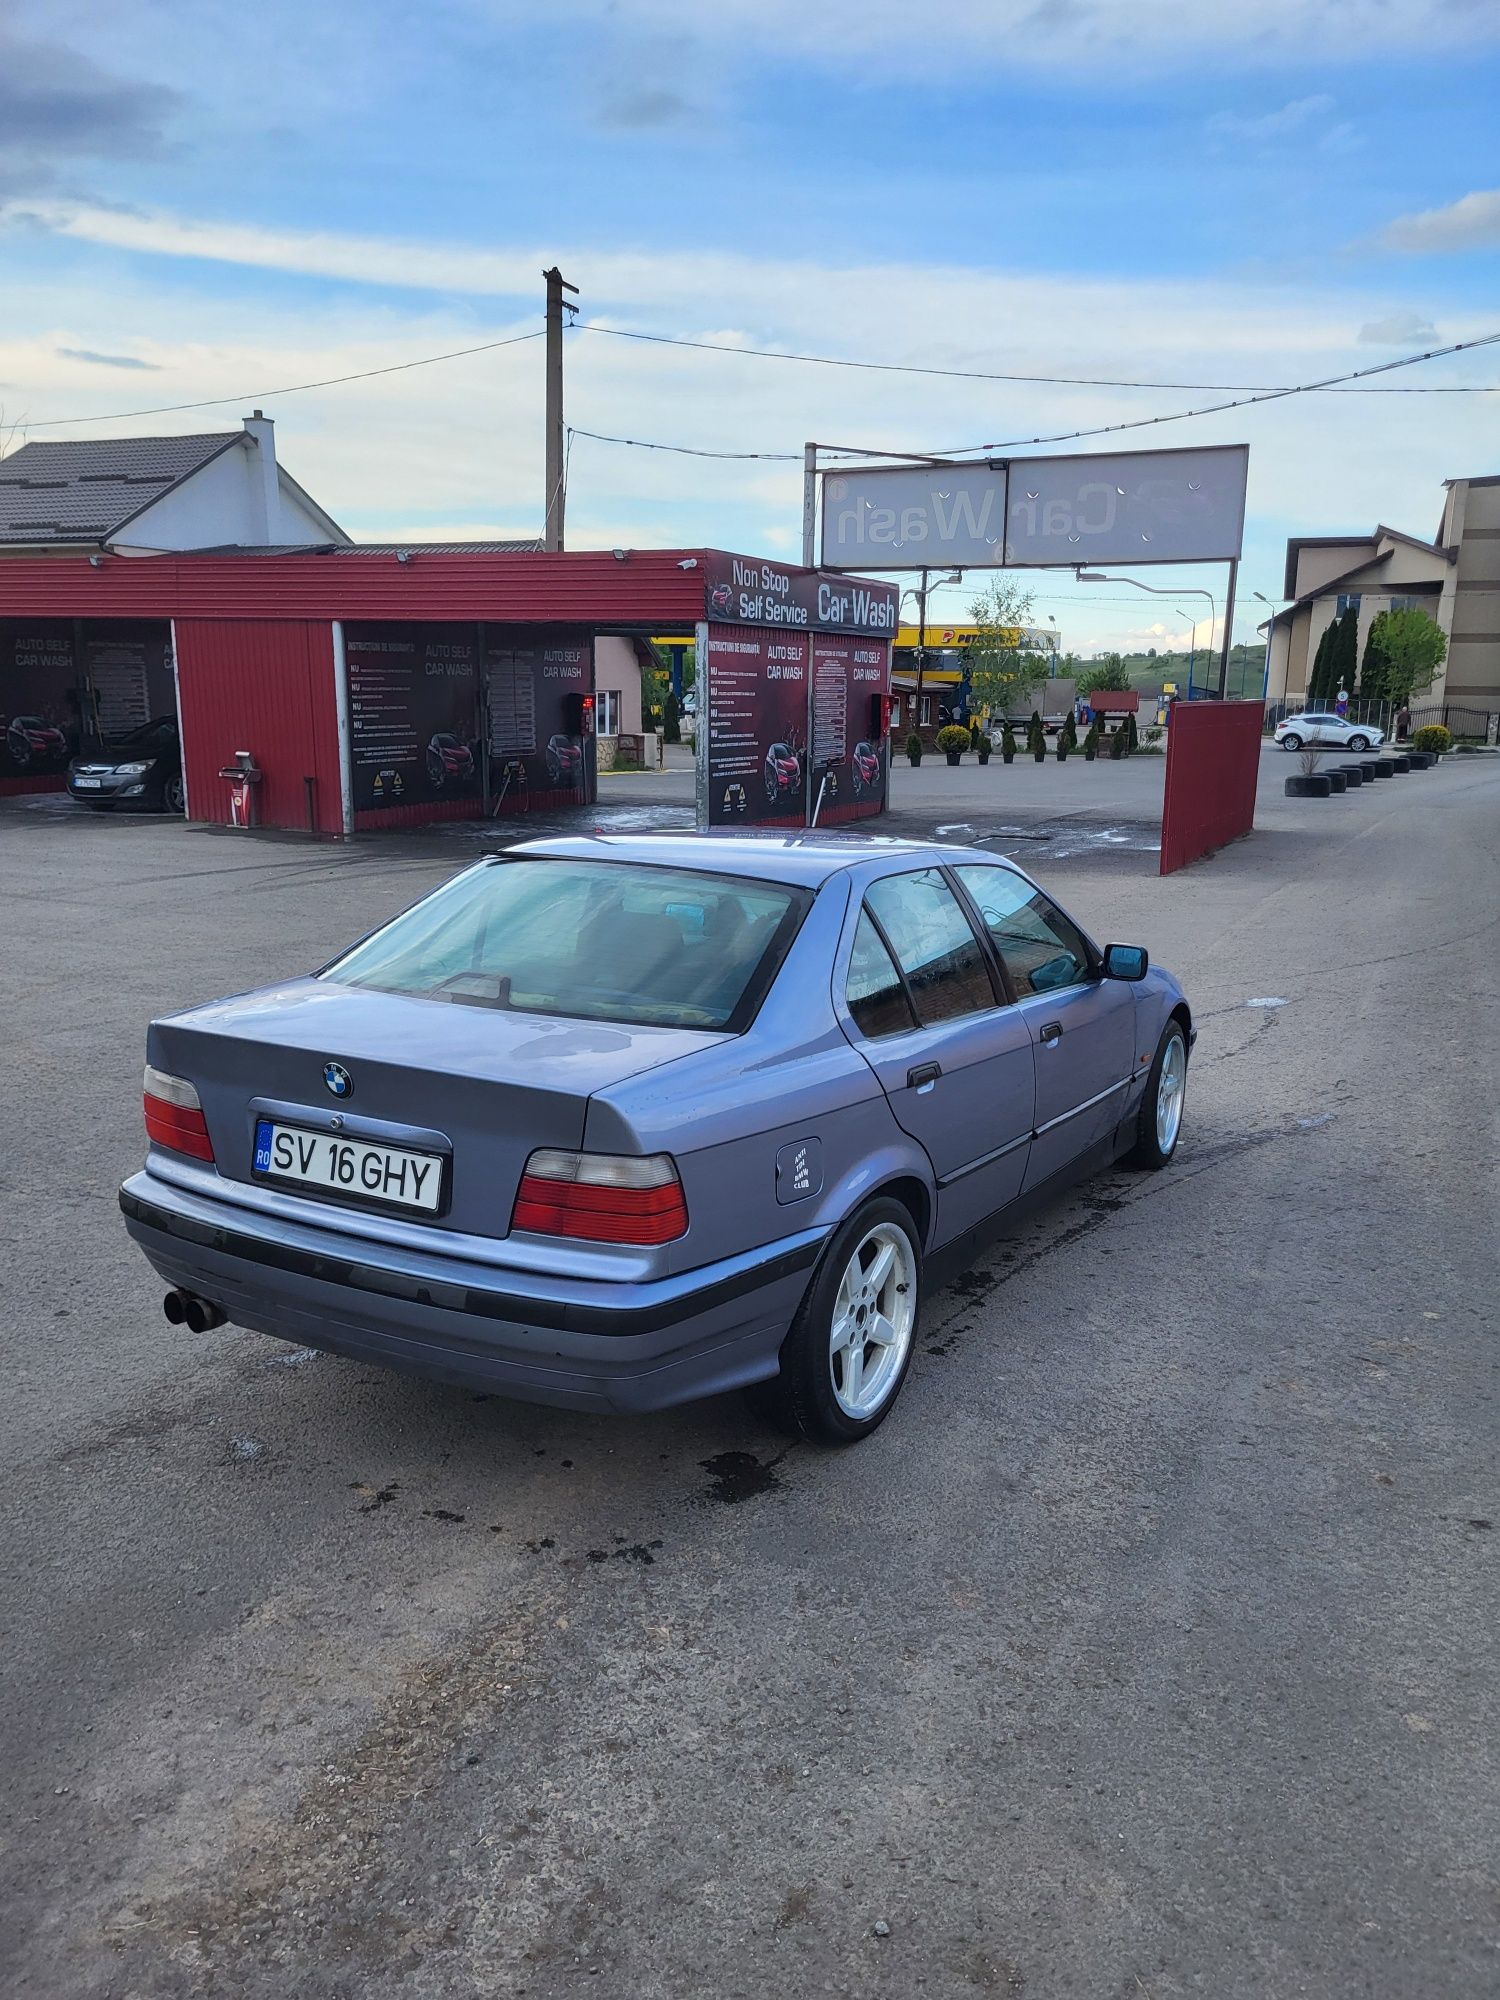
0 549 900 836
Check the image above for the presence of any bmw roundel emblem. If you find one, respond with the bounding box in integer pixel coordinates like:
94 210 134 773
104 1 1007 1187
323 1061 353 1099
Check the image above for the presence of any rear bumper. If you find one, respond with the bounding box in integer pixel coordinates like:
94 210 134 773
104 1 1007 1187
120 1173 824 1414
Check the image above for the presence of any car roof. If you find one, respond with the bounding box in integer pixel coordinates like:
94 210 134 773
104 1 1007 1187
502 831 1025 888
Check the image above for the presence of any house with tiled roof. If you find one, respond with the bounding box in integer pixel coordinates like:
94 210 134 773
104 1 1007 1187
0 414 347 556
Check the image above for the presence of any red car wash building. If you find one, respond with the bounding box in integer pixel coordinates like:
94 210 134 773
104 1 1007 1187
0 548 897 834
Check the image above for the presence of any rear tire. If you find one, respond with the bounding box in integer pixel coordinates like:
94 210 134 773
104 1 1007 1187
751 1198 921 1445
1126 1020 1188 1170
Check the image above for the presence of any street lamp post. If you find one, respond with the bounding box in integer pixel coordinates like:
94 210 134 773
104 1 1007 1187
900 568 962 738
1076 570 1218 698
1252 591 1288 705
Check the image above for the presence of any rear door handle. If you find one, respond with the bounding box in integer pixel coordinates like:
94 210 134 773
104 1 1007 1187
1039 1021 1063 1047
907 1062 942 1092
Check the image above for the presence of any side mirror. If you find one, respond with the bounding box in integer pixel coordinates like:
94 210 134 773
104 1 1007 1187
1103 943 1149 980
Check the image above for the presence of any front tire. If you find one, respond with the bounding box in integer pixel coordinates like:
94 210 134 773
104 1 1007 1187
163 775 185 815
1127 1020 1188 1170
1347 734 1369 752
755 1198 921 1444
1280 733 1302 751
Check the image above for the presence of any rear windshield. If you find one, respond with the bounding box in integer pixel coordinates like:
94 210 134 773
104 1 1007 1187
321 857 810 1031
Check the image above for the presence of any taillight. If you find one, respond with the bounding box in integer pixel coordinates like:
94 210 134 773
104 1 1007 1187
511 1149 688 1245
143 1064 214 1163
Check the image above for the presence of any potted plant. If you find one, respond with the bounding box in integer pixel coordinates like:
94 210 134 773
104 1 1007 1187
1001 723 1017 765
906 732 923 767
936 724 970 767
1028 713 1046 762
976 731 991 765
1108 725 1126 760
1285 745 1331 798
1083 720 1100 762
970 721 984 752
1057 713 1077 762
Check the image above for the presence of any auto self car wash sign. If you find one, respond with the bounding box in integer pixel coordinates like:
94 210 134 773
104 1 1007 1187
697 557 898 830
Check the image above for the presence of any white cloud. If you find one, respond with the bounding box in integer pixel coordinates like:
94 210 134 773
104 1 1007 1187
1358 311 1439 345
1207 94 1333 143
1379 188 1500 253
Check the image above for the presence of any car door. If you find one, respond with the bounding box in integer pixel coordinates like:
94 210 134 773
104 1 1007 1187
952 865 1137 1191
838 868 1035 1242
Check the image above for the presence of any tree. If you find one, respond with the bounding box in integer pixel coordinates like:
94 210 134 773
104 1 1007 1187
1361 607 1446 707
1331 606 1359 700
966 576 1045 725
1077 655 1131 696
1027 712 1046 761
662 690 682 744
1125 712 1139 753
1359 623 1390 704
1307 622 1336 705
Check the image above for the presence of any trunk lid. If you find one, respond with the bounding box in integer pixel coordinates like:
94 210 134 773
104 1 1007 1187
150 977 723 1238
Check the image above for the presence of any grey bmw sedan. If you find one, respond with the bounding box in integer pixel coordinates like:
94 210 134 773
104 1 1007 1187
121 834 1192 1443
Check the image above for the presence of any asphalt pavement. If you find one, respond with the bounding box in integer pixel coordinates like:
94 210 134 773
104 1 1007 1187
3 754 1496 1998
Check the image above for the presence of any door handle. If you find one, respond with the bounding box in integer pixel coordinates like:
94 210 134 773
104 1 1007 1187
907 1062 942 1092
1039 1021 1063 1047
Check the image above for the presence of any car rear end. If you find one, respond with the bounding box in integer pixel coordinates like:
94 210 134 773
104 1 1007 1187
120 853 833 1411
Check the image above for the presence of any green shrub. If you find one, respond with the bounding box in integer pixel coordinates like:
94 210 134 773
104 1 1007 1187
906 732 924 765
662 691 682 744
1027 714 1046 760
1084 720 1101 760
1410 723 1451 755
1060 713 1078 753
1000 723 1018 759
976 733 991 763
1108 726 1126 760
970 721 984 751
936 725 971 755
1125 712 1139 753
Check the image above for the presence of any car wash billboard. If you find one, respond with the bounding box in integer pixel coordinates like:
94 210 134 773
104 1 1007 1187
698 559 895 828
483 635 592 813
819 444 1249 570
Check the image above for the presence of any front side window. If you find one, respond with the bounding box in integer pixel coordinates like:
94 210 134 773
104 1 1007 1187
954 866 1093 997
323 858 807 1031
863 870 995 1025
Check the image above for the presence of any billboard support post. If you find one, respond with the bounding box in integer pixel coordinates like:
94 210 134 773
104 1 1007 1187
693 620 709 831
802 443 818 568
1218 558 1239 699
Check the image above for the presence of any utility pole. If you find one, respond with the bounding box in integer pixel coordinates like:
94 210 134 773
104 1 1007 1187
543 266 578 553
802 443 818 567
914 568 930 738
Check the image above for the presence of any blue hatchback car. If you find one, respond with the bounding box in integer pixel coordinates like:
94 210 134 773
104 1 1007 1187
121 834 1192 1443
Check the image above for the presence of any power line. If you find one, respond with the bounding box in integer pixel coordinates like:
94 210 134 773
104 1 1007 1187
567 329 1500 466
574 322 1500 395
909 329 1500 459
12 328 546 430
567 425 799 462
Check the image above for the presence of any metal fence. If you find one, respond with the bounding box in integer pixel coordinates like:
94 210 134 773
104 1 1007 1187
1263 695 1498 742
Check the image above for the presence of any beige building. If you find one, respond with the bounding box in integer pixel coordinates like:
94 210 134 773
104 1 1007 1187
1263 475 1500 725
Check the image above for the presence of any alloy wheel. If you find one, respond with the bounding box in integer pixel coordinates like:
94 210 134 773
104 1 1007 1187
828 1221 917 1420
1156 1032 1187 1154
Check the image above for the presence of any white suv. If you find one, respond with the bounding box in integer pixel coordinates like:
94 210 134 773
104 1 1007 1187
1274 712 1385 752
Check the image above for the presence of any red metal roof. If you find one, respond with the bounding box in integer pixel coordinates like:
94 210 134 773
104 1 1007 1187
0 547 716 627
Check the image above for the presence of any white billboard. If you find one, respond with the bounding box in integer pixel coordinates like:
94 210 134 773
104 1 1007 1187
820 443 1248 570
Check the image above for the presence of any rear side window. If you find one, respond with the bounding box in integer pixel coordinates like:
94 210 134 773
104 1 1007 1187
846 911 916 1039
322 858 808 1031
863 869 996 1025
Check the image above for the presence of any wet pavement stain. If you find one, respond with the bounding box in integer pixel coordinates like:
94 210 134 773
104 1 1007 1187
583 1540 665 1566
352 1481 398 1513
423 1509 466 1523
698 1450 786 1505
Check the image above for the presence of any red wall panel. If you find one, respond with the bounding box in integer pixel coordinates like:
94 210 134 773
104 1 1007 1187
175 619 342 835
1159 700 1263 875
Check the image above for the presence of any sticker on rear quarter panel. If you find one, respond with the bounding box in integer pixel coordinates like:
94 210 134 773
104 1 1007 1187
775 1138 823 1204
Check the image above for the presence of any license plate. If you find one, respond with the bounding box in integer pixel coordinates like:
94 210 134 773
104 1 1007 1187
73 777 102 790
253 1119 443 1213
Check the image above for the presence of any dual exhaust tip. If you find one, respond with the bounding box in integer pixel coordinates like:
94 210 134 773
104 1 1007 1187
163 1287 228 1334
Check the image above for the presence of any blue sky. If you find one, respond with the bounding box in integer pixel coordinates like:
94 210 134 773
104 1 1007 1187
3 0 1498 652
